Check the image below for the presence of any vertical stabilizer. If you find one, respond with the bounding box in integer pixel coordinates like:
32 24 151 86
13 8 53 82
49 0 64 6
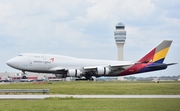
138 40 172 64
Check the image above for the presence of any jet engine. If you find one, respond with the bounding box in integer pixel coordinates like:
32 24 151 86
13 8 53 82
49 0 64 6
96 67 110 75
67 69 81 77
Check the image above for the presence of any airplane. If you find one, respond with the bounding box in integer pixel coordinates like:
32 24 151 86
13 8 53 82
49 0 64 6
6 40 177 80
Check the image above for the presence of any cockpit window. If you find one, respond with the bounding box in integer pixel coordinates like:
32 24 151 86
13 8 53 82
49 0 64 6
18 54 23 56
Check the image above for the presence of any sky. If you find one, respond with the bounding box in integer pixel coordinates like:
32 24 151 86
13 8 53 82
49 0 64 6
0 0 180 77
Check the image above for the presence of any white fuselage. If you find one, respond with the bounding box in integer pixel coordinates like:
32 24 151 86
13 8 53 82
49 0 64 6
6 53 131 74
6 40 175 79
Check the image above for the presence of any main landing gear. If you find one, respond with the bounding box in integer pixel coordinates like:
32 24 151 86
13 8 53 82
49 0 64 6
75 78 94 81
75 75 95 81
22 71 28 79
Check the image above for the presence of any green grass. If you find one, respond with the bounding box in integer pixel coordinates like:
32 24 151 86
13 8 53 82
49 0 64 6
0 81 180 111
0 81 180 94
0 98 180 111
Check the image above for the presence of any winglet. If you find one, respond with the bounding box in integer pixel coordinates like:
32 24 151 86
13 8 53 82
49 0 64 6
138 40 172 64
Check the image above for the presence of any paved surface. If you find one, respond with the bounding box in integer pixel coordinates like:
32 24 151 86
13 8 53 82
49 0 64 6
0 95 180 99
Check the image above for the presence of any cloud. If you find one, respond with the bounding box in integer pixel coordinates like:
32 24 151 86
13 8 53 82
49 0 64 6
151 0 180 9
0 0 179 77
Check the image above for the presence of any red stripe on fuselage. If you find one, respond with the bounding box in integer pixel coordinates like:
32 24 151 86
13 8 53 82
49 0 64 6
118 48 156 76
118 63 149 76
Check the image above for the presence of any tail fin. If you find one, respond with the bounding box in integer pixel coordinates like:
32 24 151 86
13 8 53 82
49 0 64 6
138 40 172 64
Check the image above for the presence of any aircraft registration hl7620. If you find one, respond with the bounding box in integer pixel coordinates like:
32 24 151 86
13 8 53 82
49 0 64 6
7 40 177 80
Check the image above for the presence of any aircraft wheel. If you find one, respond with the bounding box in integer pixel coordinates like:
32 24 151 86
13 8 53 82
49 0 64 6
90 78 94 81
22 76 27 79
86 77 94 81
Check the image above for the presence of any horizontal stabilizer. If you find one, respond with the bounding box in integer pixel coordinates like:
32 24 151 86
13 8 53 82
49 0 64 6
166 63 178 66
146 63 177 68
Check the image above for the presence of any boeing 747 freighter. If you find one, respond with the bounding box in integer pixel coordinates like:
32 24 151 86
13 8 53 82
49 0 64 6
6 40 176 80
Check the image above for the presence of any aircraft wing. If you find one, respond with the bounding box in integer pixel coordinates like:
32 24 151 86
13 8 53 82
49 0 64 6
49 67 65 71
83 63 135 70
110 63 135 67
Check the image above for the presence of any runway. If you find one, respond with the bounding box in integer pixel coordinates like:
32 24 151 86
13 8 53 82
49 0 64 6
0 95 180 99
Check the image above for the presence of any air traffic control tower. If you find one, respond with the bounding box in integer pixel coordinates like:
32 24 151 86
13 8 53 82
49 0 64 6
114 22 126 61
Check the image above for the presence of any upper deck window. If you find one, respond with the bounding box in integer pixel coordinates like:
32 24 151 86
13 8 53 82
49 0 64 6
34 56 41 58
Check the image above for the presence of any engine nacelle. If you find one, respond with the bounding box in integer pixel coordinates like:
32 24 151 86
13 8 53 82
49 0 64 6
96 67 110 75
67 69 81 77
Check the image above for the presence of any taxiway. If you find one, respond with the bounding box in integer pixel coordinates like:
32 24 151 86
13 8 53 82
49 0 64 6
0 95 180 99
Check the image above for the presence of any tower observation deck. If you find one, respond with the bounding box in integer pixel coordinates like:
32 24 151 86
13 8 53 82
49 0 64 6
114 22 126 61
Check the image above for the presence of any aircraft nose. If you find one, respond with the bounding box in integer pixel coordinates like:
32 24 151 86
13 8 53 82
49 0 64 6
6 59 12 66
6 58 18 68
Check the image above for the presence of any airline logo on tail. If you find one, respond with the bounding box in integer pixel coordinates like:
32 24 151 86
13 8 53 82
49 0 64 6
139 40 172 64
119 40 174 76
